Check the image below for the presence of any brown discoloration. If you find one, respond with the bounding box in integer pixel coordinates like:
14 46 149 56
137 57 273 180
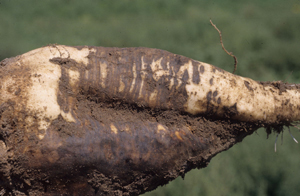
206 91 213 104
200 65 205 74
80 47 194 112
217 97 221 104
223 103 239 118
260 81 298 94
230 78 237 87
14 88 21 95
192 62 200 84
213 90 218 98
0 45 298 195
209 77 214 85
212 66 225 74
244 80 253 91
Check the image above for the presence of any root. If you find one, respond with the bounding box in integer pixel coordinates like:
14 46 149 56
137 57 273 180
288 127 299 143
274 131 284 152
274 133 279 152
272 125 298 152
210 20 238 74
291 124 300 130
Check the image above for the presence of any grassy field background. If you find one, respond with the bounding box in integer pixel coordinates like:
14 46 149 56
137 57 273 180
1 0 300 195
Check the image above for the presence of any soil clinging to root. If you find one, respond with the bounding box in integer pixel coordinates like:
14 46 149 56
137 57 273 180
0 97 260 195
0 46 292 195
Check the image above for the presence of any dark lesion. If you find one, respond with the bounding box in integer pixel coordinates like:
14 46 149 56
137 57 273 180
209 77 214 86
244 80 254 91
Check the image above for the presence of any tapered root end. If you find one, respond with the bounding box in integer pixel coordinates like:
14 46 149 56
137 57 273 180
0 45 297 195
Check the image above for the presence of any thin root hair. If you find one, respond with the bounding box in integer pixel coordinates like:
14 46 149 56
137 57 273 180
273 126 298 152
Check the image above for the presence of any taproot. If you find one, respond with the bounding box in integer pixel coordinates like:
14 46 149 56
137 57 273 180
0 45 298 195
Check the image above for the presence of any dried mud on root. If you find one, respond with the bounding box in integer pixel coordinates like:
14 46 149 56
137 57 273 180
0 46 294 195
0 96 261 195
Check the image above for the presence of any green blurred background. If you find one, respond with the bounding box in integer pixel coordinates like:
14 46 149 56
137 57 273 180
1 0 300 195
